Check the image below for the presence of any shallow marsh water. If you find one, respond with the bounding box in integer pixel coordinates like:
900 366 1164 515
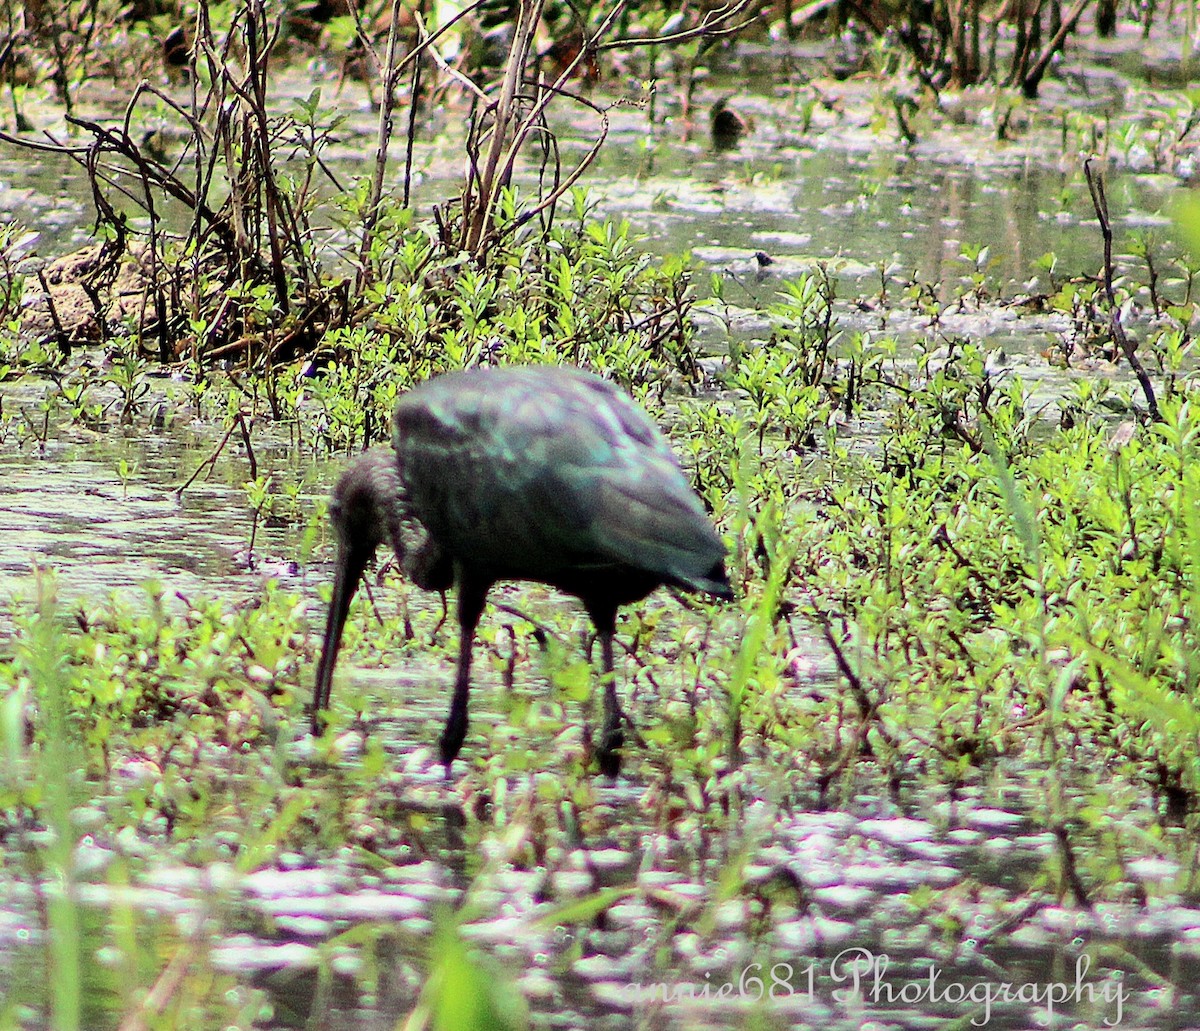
0 376 319 612
2 676 1197 1029
4 26 1200 1031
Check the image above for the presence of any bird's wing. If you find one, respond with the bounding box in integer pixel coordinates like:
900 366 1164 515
575 461 725 585
394 367 725 589
550 374 727 590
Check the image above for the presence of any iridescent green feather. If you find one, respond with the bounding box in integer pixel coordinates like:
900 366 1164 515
392 365 728 595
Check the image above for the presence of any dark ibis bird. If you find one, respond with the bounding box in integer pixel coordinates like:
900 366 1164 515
312 365 732 776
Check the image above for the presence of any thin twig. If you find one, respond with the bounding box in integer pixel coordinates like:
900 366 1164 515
1021 0 1092 97
1084 158 1161 422
176 410 254 495
356 0 406 295
599 0 762 50
35 269 71 356
463 0 546 254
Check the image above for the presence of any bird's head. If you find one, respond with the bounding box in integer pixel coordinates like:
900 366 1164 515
328 448 405 561
313 449 405 733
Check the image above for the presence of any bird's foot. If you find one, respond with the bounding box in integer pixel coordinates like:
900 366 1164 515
439 705 468 769
309 707 328 738
597 726 624 779
438 738 460 769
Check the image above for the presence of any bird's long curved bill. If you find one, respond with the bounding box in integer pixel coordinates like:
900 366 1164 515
312 544 369 734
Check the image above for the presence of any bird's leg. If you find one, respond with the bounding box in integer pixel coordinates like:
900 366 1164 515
440 578 488 772
594 608 624 778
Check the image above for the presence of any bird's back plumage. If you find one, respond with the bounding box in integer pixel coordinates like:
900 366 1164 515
392 365 730 602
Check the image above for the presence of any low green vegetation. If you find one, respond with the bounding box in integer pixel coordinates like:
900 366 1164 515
9 245 1200 819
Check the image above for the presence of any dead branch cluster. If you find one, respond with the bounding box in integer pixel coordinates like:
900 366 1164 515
2 0 759 367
